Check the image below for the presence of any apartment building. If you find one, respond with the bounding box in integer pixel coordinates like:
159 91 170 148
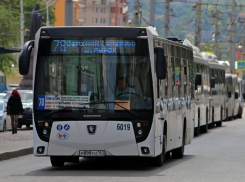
54 0 128 26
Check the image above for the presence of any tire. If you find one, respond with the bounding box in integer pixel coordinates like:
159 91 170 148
50 156 65 167
26 124 30 128
225 109 229 121
172 129 185 159
216 109 222 127
153 135 166 167
194 116 200 136
1 121 6 132
201 110 208 133
194 123 200 136
237 106 242 118
17 124 22 128
208 109 214 129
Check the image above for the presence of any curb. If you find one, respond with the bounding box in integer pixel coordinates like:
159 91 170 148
0 147 33 161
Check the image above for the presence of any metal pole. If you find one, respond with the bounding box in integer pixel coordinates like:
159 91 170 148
194 0 202 48
214 2 218 56
134 0 140 27
164 0 170 38
229 0 236 74
242 23 245 79
65 0 73 26
20 0 24 48
149 0 156 27
46 1 49 26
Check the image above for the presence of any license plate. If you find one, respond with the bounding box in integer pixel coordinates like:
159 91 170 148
79 150 105 157
19 115 23 118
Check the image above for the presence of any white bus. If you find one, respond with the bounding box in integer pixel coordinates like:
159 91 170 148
18 26 194 167
192 46 210 135
237 78 244 118
232 74 239 119
180 42 211 136
202 53 226 127
225 73 233 120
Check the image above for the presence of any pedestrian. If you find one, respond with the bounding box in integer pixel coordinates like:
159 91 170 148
7 89 24 134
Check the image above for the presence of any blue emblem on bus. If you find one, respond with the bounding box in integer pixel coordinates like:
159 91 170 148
57 124 63 131
64 124 70 131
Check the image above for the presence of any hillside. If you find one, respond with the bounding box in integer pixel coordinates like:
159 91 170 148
128 0 245 45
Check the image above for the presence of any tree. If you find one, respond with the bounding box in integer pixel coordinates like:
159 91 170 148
0 0 55 75
0 6 20 75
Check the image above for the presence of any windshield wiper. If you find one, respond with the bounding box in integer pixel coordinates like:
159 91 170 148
80 101 139 119
44 106 89 119
44 106 68 119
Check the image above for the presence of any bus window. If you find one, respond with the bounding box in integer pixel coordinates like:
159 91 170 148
181 48 186 59
175 58 181 98
176 46 181 58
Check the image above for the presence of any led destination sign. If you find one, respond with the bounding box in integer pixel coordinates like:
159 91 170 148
51 39 136 54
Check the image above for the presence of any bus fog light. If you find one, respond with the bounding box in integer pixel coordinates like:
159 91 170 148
37 146 45 154
138 130 142 134
137 123 141 127
141 147 150 154
45 122 49 127
43 129 47 135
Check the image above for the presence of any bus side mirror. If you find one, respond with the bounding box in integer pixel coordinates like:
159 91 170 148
243 93 245 100
235 92 239 99
228 91 231 98
155 47 167 80
210 78 215 88
195 73 202 90
19 40 34 75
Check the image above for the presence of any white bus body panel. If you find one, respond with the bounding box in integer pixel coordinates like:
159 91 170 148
47 121 139 156
186 100 195 144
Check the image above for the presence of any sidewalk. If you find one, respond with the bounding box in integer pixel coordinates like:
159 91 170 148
0 128 33 161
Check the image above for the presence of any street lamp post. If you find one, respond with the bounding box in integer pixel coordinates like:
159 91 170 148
42 0 50 26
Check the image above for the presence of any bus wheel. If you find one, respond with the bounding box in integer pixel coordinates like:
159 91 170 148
172 131 185 159
3 121 6 132
209 109 214 129
153 135 166 166
194 121 200 136
201 110 208 133
50 156 65 167
216 110 222 127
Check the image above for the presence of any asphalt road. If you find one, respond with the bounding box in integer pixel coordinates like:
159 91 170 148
0 118 245 182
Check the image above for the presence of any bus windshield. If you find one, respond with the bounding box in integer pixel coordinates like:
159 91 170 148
35 37 153 113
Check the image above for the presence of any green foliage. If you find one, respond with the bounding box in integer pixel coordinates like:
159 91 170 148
0 0 55 75
0 6 19 75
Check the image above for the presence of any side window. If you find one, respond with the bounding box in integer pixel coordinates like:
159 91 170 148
181 48 186 59
170 44 175 98
175 58 181 98
176 46 181 58
183 60 187 97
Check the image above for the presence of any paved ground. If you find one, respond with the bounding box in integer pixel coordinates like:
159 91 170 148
0 118 245 182
0 127 33 161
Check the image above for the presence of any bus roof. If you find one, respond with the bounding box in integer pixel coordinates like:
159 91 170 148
37 26 152 39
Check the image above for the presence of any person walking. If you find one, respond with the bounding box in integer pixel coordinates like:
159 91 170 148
7 90 24 134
